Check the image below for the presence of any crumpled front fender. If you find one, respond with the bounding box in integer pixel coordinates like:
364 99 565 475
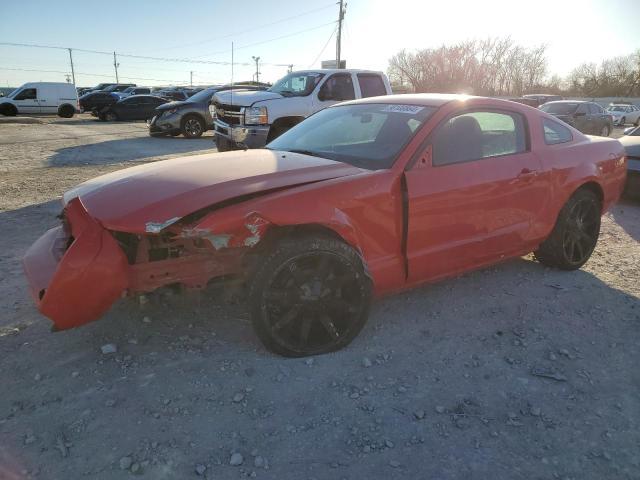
23 198 129 330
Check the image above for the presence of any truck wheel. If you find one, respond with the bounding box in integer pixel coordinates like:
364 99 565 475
181 115 204 138
0 103 17 116
57 104 75 118
104 111 118 122
534 189 601 270
248 234 372 357
215 135 238 152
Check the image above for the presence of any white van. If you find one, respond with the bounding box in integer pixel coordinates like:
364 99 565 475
0 82 79 118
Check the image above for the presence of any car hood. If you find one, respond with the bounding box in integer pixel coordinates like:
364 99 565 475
63 150 364 234
213 89 283 107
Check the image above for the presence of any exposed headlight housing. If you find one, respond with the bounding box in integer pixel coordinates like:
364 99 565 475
244 106 268 125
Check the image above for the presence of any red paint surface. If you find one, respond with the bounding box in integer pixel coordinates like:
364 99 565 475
24 96 627 330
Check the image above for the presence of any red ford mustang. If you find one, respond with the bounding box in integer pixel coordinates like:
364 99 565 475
23 94 627 356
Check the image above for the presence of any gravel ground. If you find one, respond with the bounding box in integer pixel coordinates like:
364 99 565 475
0 116 638 480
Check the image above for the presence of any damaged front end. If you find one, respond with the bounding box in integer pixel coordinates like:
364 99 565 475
23 198 271 331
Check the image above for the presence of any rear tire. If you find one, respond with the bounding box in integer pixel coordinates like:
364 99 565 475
248 234 372 357
534 189 601 270
181 114 204 138
57 104 75 118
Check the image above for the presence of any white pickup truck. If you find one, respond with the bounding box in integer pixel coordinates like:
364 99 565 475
210 69 392 151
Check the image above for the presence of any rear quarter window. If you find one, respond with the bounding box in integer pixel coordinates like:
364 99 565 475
543 119 573 145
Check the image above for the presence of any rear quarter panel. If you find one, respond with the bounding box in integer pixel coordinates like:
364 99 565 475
529 112 626 239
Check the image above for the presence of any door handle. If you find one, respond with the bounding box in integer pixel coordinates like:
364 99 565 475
517 168 538 181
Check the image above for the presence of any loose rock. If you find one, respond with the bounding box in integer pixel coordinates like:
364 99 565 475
119 456 133 470
230 452 244 466
101 343 117 355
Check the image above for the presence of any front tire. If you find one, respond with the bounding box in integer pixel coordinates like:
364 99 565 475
248 234 372 357
0 103 17 116
534 189 601 270
181 115 204 138
215 135 238 152
600 125 610 137
104 111 118 122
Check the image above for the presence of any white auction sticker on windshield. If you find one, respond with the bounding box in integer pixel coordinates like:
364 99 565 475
380 105 424 114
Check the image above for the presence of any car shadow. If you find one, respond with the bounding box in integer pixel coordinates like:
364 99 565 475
610 200 640 242
47 135 216 167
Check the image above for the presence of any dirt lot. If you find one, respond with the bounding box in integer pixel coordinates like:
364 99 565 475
0 115 638 480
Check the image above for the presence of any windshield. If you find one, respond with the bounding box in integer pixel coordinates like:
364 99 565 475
187 87 217 103
7 88 21 98
608 106 627 112
267 103 437 169
268 72 325 97
540 103 579 115
122 87 135 93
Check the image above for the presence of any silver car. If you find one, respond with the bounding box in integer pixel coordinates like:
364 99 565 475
148 87 219 139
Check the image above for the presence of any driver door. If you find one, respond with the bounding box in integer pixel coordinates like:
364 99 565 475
404 109 546 283
13 88 41 114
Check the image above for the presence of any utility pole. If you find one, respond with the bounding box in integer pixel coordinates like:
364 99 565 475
67 48 76 86
252 56 260 83
336 0 346 69
190 71 193 87
288 64 293 73
113 51 119 83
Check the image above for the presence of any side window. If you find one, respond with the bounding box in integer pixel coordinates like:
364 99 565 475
576 104 588 115
543 119 573 145
318 74 355 102
432 110 526 166
589 104 602 114
14 88 37 100
357 74 387 98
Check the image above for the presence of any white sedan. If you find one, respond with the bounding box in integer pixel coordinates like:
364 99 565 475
607 104 640 126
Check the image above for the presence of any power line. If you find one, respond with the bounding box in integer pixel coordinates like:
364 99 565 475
142 2 336 53
189 21 338 59
1 66 194 84
308 25 337 68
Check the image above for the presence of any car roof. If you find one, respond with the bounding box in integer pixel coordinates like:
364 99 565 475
291 69 384 75
341 93 495 108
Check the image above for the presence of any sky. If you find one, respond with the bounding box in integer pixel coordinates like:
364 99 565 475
1 0 639 88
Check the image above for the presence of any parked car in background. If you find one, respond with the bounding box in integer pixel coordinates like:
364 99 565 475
212 69 392 151
539 101 613 136
116 87 151 99
102 83 136 93
0 82 78 117
149 84 267 139
155 90 190 101
22 95 626 356
98 95 169 121
618 125 640 198
149 86 220 138
85 83 117 94
509 97 540 107
79 91 119 114
523 94 563 107
607 103 640 126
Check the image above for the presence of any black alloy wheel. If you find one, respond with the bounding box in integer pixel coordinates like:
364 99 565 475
182 115 204 138
535 189 601 270
249 236 371 357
